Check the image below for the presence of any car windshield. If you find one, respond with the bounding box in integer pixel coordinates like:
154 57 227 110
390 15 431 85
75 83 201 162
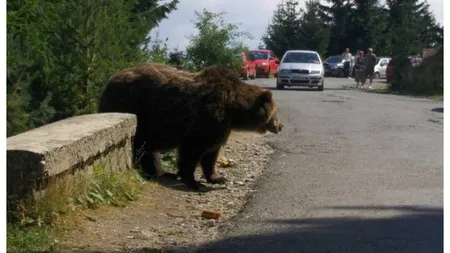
282 52 320 64
325 56 343 63
248 51 269 60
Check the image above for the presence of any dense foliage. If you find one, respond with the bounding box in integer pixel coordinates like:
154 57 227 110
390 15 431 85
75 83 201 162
185 9 253 73
7 0 178 136
262 0 329 58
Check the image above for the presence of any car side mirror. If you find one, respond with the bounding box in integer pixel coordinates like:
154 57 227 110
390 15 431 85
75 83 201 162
275 59 280 64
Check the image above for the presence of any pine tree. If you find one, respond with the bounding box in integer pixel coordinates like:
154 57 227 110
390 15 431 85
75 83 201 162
298 0 330 57
318 0 354 55
7 27 56 136
348 0 390 54
261 0 303 57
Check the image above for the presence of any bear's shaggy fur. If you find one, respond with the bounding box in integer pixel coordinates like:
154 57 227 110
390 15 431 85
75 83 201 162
98 63 283 189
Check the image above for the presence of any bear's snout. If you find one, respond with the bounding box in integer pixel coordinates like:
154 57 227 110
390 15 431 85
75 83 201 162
267 117 283 134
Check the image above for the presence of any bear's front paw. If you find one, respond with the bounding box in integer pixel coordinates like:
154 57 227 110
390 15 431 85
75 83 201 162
181 177 209 191
207 175 228 184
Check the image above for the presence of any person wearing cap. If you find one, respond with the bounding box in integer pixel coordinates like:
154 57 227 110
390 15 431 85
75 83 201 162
364 48 377 87
354 50 366 88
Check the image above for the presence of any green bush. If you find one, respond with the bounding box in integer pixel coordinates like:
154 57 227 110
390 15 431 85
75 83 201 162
185 9 253 73
397 49 443 95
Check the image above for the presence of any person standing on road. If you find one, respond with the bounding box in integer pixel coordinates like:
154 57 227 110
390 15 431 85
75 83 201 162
354 50 366 88
342 48 352 78
351 50 358 78
364 48 377 88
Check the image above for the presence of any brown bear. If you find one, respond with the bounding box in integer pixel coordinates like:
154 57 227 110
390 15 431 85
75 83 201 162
98 63 283 190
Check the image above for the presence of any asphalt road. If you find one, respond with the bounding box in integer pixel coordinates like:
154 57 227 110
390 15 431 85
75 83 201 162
192 77 443 253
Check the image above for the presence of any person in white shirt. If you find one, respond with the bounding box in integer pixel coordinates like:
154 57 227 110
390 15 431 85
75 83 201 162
342 48 352 78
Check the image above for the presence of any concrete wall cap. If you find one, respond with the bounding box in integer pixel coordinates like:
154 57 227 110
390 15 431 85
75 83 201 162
7 113 136 154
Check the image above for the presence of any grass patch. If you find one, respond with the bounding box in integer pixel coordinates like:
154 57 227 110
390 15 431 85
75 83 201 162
364 83 390 93
7 161 149 252
161 150 177 171
427 94 443 101
364 82 443 101
7 223 60 253
388 89 443 100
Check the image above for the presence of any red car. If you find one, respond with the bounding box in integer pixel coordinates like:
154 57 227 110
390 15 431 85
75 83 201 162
386 56 422 83
248 49 280 78
237 52 256 80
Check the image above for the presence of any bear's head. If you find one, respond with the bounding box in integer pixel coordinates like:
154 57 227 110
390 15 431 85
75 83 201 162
193 65 283 135
230 85 283 134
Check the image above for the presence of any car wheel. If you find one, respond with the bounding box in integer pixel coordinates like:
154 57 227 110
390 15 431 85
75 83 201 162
374 72 380 79
318 80 324 91
276 80 284 90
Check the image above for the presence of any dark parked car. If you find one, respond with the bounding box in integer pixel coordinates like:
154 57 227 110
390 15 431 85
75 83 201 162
323 55 354 77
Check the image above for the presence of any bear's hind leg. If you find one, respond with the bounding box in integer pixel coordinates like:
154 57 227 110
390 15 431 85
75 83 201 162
143 151 180 180
135 141 177 179
133 127 168 178
200 148 227 184
138 151 163 176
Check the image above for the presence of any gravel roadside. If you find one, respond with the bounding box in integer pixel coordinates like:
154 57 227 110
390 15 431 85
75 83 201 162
62 131 274 253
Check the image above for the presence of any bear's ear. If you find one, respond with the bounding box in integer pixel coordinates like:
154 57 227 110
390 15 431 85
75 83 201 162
258 90 272 102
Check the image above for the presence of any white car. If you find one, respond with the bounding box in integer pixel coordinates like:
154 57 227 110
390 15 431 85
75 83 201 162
276 50 324 91
373 57 391 79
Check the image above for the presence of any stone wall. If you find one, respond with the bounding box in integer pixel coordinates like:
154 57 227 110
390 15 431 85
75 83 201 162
7 113 137 204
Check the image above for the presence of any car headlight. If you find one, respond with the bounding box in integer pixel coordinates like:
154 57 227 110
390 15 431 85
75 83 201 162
337 63 344 67
310 70 321 74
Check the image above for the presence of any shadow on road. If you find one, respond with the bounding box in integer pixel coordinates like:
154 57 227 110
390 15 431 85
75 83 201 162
431 107 443 113
186 205 443 253
90 205 441 253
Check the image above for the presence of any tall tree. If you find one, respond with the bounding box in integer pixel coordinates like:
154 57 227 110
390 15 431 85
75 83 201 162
348 0 390 55
128 0 179 49
318 0 354 56
297 0 330 58
261 0 303 58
